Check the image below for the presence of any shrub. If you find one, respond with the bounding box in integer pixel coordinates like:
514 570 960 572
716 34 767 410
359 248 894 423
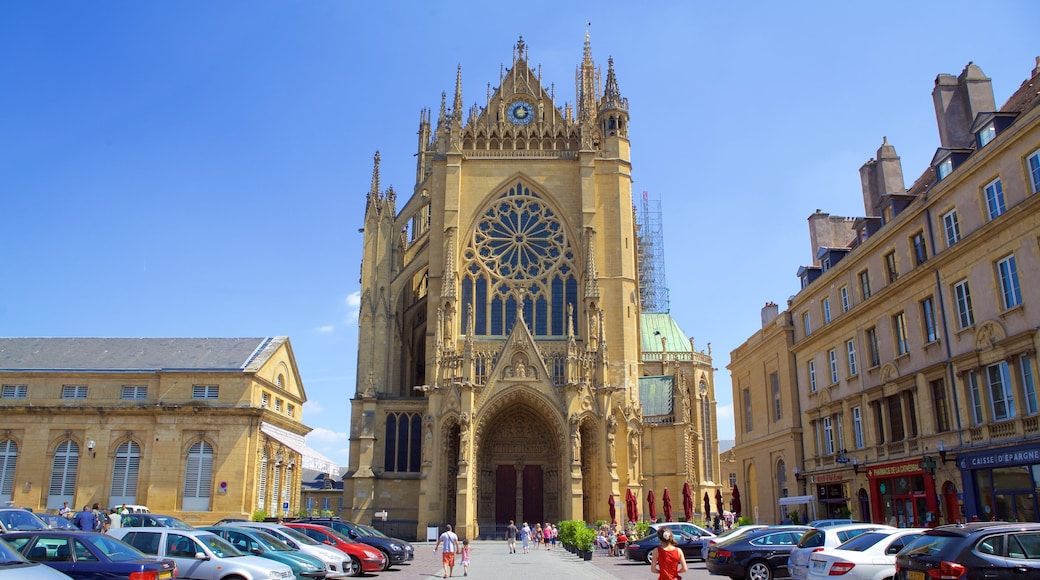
251 509 268 522
575 526 595 551
737 516 754 527
635 520 651 539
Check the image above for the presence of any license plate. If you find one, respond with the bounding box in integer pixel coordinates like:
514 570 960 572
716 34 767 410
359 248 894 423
812 560 825 570
908 571 925 580
159 572 173 580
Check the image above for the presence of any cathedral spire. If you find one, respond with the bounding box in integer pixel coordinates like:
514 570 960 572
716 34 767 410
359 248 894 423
577 31 597 124
452 65 464 126
602 57 621 103
437 91 447 132
369 151 381 201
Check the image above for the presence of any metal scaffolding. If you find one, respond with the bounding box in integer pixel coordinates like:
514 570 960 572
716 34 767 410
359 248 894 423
636 190 669 313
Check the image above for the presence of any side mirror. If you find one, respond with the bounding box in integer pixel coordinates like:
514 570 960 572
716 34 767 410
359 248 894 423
251 548 263 555
194 552 208 560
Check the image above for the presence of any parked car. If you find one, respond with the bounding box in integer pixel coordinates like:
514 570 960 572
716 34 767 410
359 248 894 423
211 518 247 527
108 527 295 580
35 514 76 531
807 520 857 528
649 522 716 560
117 514 194 530
286 522 387 573
292 518 415 568
111 505 150 514
3 530 177 580
0 508 48 533
201 525 328 579
894 522 1040 580
0 535 72 580
705 525 811 580
626 528 706 564
788 524 895 580
701 525 768 560
806 528 926 580
227 522 353 578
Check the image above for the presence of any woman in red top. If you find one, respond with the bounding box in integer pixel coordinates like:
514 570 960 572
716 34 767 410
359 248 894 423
650 527 688 580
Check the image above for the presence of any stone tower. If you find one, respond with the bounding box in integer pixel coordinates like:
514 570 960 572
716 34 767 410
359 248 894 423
345 36 644 539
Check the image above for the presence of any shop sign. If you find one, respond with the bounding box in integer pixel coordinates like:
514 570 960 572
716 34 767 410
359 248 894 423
815 473 845 484
866 459 921 478
959 448 1040 470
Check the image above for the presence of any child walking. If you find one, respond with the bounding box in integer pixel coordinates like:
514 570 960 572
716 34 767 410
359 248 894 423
460 539 471 577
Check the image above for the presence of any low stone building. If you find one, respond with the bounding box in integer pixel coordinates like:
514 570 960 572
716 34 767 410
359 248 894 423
0 337 337 524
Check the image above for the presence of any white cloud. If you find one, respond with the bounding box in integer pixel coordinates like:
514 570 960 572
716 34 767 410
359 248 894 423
345 291 361 324
315 325 334 333
716 404 733 420
304 401 325 414
306 426 348 444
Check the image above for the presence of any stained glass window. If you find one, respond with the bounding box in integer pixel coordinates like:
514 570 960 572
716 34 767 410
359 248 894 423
463 182 577 336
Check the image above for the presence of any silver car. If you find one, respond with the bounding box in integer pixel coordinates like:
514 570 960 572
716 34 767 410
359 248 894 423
108 527 294 580
228 522 352 578
0 535 72 579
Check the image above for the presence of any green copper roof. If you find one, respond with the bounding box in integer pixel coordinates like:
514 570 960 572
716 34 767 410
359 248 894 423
640 312 692 353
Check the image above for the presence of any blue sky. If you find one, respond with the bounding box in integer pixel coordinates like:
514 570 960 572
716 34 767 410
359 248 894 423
3 1 1037 468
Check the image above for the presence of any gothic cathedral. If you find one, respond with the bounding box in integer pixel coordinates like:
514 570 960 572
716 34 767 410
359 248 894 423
345 37 721 539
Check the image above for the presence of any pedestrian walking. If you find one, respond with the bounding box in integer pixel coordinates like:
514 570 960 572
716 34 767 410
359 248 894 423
505 519 518 554
434 524 460 578
74 505 96 532
460 538 471 577
520 522 531 554
650 527 688 580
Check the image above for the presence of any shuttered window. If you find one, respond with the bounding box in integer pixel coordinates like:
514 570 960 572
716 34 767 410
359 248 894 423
182 441 213 511
0 440 17 503
48 440 79 509
110 441 141 506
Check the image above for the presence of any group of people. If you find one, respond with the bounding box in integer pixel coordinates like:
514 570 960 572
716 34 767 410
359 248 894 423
58 501 130 532
595 525 630 556
503 519 558 554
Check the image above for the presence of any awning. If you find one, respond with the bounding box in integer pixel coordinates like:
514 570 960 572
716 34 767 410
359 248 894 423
778 495 815 506
260 421 340 477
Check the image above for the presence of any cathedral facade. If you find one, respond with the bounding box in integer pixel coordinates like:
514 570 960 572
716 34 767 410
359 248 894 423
344 37 720 539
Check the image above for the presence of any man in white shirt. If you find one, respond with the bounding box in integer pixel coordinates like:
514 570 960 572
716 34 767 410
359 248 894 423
434 523 460 578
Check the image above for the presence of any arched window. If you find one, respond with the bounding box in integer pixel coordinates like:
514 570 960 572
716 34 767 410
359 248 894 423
257 448 268 510
47 440 78 510
182 441 213 511
777 459 788 498
269 461 281 516
110 440 141 507
384 413 423 473
0 440 17 504
462 182 578 337
700 381 714 482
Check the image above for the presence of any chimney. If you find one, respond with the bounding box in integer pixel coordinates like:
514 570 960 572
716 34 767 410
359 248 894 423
859 137 905 216
761 302 779 328
932 62 995 149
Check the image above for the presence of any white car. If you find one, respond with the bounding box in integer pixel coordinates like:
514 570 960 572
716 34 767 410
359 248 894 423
788 523 895 580
229 522 352 578
806 528 926 580
108 527 294 580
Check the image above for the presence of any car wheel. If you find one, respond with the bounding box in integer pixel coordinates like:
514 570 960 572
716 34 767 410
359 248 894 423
345 555 362 576
747 560 773 580
645 547 656 565
380 550 392 571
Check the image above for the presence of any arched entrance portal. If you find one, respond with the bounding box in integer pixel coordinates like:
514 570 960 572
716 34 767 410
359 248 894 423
476 400 565 531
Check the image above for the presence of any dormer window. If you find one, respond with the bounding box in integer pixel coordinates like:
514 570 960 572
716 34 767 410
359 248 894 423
978 122 996 147
937 158 954 180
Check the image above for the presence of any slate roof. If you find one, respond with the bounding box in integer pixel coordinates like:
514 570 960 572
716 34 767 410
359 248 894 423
1000 58 1040 115
0 337 281 373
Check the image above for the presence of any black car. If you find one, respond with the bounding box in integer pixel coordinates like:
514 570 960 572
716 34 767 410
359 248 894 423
3 530 178 580
293 518 415 567
626 529 706 564
895 522 1040 580
705 525 811 580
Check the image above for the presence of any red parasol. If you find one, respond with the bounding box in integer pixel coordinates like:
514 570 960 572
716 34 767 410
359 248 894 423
732 486 741 518
715 488 724 516
662 488 673 521
703 491 711 519
682 482 693 521
625 489 636 523
609 493 616 524
647 489 657 522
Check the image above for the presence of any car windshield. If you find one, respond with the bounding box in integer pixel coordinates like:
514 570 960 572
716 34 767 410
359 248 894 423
835 532 889 552
797 530 825 548
272 526 321 545
901 534 955 557
199 533 245 558
252 531 295 552
359 525 390 538
320 527 356 544
153 515 194 529
80 533 150 561
0 537 30 564
0 510 47 531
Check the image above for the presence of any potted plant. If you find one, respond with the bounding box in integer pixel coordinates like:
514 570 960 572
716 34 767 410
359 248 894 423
575 526 594 560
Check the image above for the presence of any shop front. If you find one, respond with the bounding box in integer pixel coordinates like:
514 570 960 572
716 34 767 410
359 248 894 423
866 459 938 527
814 472 851 519
958 442 1040 523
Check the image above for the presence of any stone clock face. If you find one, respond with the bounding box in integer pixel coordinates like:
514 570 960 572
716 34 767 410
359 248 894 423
507 100 534 125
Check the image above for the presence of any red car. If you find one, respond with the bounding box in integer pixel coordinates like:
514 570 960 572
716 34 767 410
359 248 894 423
286 522 388 572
